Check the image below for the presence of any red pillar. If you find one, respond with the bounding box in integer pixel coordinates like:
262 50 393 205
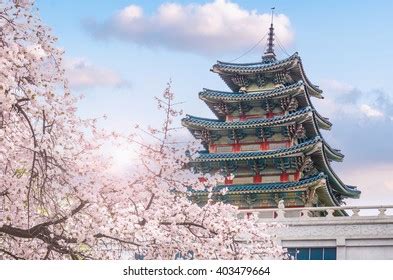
280 172 289 182
253 175 262 183
224 178 233 185
260 141 269 151
266 111 274 118
233 143 241 153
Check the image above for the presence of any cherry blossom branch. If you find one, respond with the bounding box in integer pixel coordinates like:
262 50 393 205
0 249 24 260
94 233 141 247
159 221 217 235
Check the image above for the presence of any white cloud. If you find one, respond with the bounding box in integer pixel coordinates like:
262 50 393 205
359 104 384 118
85 0 294 55
313 79 393 169
65 58 130 89
314 79 359 118
118 5 143 24
321 79 354 93
315 79 391 120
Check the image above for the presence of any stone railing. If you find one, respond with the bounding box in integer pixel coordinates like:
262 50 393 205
238 205 393 221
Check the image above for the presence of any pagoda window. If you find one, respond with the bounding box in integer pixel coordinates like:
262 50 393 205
240 143 260 152
287 247 337 260
269 141 289 150
228 116 241 122
226 113 264 121
248 114 264 120
216 145 232 153
233 176 254 184
261 175 281 183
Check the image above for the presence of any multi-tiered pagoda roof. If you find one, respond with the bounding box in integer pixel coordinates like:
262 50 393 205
182 20 360 211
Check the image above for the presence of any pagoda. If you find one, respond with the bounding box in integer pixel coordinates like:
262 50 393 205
182 18 360 211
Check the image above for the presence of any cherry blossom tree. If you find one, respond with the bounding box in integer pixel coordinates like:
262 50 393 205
0 0 285 259
0 0 110 259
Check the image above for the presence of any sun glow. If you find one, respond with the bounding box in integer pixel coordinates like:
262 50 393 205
107 143 139 174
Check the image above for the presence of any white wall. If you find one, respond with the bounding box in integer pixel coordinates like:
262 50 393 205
258 213 393 260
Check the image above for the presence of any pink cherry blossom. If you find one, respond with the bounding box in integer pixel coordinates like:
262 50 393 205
0 0 285 260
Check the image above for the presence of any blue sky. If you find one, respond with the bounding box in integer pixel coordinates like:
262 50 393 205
35 0 393 207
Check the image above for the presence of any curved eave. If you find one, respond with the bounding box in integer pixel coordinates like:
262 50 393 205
183 111 341 162
193 136 321 163
212 53 299 74
312 146 361 199
191 139 359 199
314 111 332 130
305 115 339 159
201 82 309 120
316 181 341 207
323 143 344 162
296 57 323 98
193 173 327 195
199 81 305 103
301 85 331 130
212 52 323 98
308 118 343 161
183 109 333 146
182 107 313 130
192 173 341 209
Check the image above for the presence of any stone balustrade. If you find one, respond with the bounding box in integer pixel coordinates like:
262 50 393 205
237 205 393 259
237 205 393 221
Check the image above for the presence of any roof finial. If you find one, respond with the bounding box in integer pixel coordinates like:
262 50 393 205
262 7 276 63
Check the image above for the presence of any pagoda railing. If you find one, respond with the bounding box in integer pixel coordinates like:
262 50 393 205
238 205 393 221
